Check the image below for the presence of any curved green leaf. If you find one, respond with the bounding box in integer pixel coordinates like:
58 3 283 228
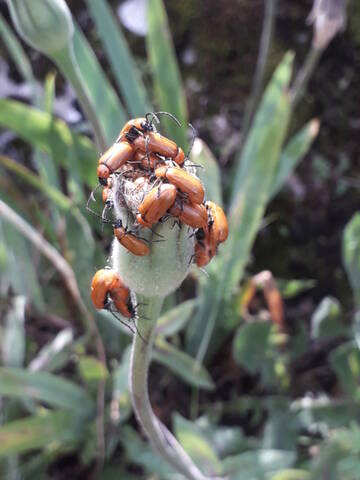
271 119 319 198
73 25 127 144
156 299 197 337
0 410 84 457
0 367 94 415
0 99 97 187
190 138 223 206
187 53 294 363
147 0 188 147
0 154 72 210
153 338 214 390
343 212 360 306
85 0 151 117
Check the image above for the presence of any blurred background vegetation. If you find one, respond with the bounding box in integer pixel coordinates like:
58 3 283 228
0 0 360 479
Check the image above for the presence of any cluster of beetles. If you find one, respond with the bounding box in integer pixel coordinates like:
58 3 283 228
89 112 229 325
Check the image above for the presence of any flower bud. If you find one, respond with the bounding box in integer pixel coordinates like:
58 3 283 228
111 172 195 297
6 0 74 55
307 0 347 50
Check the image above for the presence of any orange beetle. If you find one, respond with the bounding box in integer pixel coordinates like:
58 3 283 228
194 241 213 267
101 177 113 205
132 132 178 159
102 186 110 204
97 141 134 185
118 117 153 141
90 269 135 319
133 150 164 170
137 184 177 227
113 220 149 256
91 269 129 310
169 199 208 229
155 165 205 204
206 201 229 244
132 135 185 167
194 227 217 267
173 147 185 166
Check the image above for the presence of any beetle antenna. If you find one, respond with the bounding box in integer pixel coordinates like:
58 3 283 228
155 111 182 128
109 309 136 336
145 111 161 126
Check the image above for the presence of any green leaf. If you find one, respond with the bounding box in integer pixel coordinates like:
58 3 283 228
85 0 151 117
0 99 97 187
0 367 94 415
120 425 175 477
147 0 188 147
2 296 26 368
223 449 296 480
329 342 360 398
155 299 196 337
0 410 84 457
111 346 132 424
310 296 344 340
187 53 293 363
343 212 360 306
153 338 215 390
0 13 35 87
270 119 319 199
173 413 222 476
0 154 72 210
230 52 294 206
73 25 127 144
0 218 44 308
77 356 108 384
233 322 272 374
190 138 223 206
279 279 316 299
269 470 310 480
28 328 74 373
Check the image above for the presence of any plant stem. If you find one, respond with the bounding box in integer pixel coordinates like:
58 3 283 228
129 295 222 480
53 44 107 152
290 46 322 110
238 0 276 155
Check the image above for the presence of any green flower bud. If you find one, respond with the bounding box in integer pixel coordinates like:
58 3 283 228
111 174 195 297
6 0 74 55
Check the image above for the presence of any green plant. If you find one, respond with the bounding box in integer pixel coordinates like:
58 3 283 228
0 0 354 479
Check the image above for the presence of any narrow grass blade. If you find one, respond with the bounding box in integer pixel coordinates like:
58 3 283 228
73 25 127 144
270 119 320 199
343 212 360 306
155 299 196 337
147 0 188 147
0 367 94 415
29 328 74 372
33 73 62 190
173 413 222 476
0 410 84 457
85 0 151 117
0 154 72 210
2 296 26 368
153 338 215 390
187 53 294 362
0 99 97 187
190 138 223 206
0 219 44 308
0 13 35 88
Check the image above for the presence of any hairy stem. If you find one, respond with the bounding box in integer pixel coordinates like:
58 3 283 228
129 295 221 480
